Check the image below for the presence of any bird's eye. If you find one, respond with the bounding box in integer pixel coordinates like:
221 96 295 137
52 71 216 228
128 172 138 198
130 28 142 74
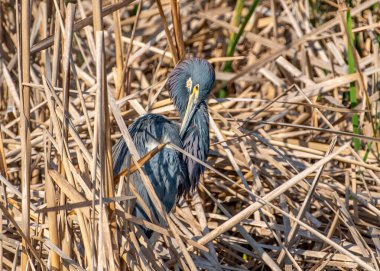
194 84 199 91
186 78 192 92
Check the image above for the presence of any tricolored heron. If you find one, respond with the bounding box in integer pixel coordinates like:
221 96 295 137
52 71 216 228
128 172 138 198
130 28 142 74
113 58 215 223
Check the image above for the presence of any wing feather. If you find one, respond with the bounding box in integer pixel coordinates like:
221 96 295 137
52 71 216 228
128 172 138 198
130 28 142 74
112 114 189 220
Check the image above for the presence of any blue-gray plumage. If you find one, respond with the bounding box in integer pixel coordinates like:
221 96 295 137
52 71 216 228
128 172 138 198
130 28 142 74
112 58 215 224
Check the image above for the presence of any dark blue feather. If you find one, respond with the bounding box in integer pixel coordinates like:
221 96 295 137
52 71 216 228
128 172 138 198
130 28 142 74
180 102 210 195
112 114 189 221
113 58 215 227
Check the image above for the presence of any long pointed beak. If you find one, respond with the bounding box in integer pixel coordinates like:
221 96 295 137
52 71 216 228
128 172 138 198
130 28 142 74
180 85 199 138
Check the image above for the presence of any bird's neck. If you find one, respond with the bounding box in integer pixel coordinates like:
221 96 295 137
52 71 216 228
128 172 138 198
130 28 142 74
180 102 210 193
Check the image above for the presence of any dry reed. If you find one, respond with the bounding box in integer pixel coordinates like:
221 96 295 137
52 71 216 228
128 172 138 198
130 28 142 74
0 0 380 270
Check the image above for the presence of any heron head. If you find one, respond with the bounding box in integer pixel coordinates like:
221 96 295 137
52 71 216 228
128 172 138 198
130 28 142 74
167 58 215 137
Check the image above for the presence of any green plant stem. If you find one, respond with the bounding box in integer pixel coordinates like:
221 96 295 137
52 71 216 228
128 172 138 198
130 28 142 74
346 10 361 151
226 0 260 62
224 0 245 73
217 0 260 98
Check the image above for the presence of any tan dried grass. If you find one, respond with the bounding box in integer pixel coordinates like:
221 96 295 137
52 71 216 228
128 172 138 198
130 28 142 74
0 0 379 270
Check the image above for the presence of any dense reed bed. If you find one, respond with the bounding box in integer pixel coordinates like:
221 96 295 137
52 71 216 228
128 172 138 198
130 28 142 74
0 0 380 270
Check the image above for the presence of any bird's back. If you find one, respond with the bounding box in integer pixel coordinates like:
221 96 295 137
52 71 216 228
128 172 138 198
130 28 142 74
112 114 189 221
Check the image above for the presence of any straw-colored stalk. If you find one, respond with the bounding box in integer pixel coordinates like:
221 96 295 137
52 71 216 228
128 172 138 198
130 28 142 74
112 0 125 98
2 0 380 269
155 0 179 63
20 0 31 269
59 3 77 269
47 4 63 270
121 0 142 97
198 142 351 245
92 0 119 267
170 0 185 60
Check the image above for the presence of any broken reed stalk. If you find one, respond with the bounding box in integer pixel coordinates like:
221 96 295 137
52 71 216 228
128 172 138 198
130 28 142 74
30 0 135 55
111 0 125 98
0 132 7 270
43 4 62 270
222 0 379 88
119 0 143 98
43 133 60 271
2 0 380 269
155 0 179 63
42 75 93 268
19 0 31 268
59 3 76 269
277 137 337 264
61 3 76 151
198 142 351 245
170 0 185 60
40 6 59 258
113 143 168 180
90 79 99 271
92 0 119 267
95 30 106 269
201 184 282 271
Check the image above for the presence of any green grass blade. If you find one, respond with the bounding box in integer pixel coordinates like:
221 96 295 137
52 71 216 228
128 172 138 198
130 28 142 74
224 0 245 73
217 0 260 98
346 10 361 151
